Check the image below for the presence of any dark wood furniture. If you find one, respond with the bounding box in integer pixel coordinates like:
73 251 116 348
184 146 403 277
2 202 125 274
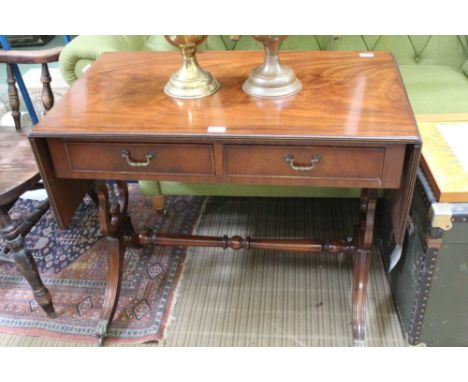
29 51 421 345
0 47 62 317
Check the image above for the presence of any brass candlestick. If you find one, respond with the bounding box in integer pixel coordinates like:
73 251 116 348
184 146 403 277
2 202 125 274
243 35 302 98
164 35 220 99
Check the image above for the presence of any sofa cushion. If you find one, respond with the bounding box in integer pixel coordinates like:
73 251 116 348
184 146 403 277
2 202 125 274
399 65 468 113
370 36 467 69
230 36 468 70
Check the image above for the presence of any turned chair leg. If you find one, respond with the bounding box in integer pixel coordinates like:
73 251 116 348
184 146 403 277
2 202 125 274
0 208 55 317
40 63 54 112
151 195 167 215
6 64 21 131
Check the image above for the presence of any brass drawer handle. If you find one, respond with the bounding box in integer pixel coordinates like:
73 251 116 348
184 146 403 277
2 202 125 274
121 150 156 167
284 154 321 171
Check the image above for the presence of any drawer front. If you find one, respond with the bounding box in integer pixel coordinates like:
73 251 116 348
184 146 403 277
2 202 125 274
224 144 390 182
50 141 214 177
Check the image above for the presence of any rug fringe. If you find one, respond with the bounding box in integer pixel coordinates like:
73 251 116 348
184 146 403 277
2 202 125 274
160 196 209 342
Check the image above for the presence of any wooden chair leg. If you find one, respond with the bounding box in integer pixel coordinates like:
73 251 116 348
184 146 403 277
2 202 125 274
6 64 21 131
151 195 167 215
40 63 54 112
0 209 55 317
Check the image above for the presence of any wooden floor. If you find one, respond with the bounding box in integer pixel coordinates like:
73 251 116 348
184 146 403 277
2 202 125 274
0 196 406 346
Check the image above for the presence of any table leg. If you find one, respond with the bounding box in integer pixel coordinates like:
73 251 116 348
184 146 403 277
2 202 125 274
94 181 130 346
352 189 377 346
0 208 55 317
95 236 125 346
92 181 377 346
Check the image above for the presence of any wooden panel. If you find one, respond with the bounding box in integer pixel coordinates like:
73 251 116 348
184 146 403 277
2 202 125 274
31 51 419 143
418 121 468 203
386 144 421 246
224 144 384 180
29 50 421 245
48 140 214 178
29 138 93 229
416 113 468 123
381 145 406 188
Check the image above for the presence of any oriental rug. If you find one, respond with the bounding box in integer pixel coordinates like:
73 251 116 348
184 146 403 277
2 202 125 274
0 186 205 344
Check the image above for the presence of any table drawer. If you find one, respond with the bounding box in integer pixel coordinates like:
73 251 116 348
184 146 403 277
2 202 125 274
224 144 402 186
49 141 214 178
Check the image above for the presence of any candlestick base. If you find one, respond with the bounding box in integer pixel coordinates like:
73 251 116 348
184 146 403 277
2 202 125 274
243 35 302 98
164 35 220 99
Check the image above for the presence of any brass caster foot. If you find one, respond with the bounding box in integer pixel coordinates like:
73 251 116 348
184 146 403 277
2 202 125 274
158 208 168 216
34 286 56 318
353 339 366 347
46 311 57 319
96 319 109 347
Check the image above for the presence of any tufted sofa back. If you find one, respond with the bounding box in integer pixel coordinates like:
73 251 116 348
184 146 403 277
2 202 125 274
141 35 468 72
59 35 468 85
227 35 468 72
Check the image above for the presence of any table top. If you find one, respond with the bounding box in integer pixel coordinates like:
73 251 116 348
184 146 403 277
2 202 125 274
31 50 419 144
417 114 468 203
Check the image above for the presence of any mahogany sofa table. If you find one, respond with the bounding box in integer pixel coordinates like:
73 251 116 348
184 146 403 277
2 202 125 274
29 50 421 346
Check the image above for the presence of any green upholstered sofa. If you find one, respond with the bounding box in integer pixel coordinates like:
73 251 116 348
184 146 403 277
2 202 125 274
59 36 468 208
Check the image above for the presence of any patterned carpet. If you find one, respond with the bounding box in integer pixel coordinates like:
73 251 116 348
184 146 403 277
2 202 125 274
0 194 406 346
0 186 204 344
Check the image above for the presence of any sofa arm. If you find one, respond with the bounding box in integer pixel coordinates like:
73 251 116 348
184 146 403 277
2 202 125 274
59 35 149 85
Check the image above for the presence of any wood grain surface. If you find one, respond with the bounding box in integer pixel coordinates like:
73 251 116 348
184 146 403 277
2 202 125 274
0 47 62 64
0 127 40 205
419 121 468 202
30 50 420 247
31 51 419 143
